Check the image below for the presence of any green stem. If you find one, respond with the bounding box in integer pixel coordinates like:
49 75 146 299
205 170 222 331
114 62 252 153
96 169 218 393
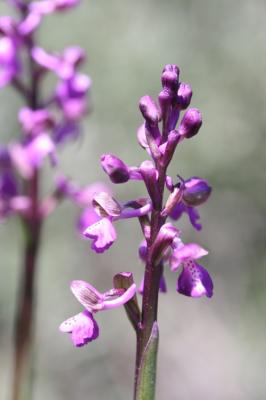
12 16 41 397
12 216 41 400
134 165 166 400
135 322 159 400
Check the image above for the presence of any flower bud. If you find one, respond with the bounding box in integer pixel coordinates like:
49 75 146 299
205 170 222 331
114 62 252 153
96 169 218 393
161 64 179 92
161 129 180 167
158 89 173 117
182 177 212 206
139 95 161 125
101 154 130 184
178 108 202 138
140 160 160 208
176 82 192 110
151 223 180 264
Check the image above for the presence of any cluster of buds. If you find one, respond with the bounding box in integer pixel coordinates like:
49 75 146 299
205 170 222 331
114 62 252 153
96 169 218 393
60 64 213 347
0 0 91 222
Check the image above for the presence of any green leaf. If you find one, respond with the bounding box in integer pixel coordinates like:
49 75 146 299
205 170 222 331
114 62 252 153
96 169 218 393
136 322 159 400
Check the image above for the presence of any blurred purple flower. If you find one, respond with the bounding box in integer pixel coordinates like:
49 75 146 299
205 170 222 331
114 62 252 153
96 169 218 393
19 108 55 136
55 73 90 120
10 134 56 178
19 0 80 36
0 17 20 87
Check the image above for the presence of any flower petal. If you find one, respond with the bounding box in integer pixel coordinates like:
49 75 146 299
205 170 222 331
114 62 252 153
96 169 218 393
59 310 99 347
176 261 213 298
171 243 208 270
83 217 116 253
70 280 103 311
77 208 100 234
102 283 136 310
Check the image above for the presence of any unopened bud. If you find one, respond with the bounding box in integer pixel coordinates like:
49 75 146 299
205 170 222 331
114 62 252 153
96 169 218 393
176 82 192 110
161 64 179 92
139 95 161 125
178 108 202 138
101 154 130 184
158 89 173 118
182 177 211 206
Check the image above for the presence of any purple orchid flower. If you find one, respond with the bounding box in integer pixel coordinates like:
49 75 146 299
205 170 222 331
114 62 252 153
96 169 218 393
10 134 56 179
19 108 55 137
59 280 136 347
83 192 152 253
169 176 212 231
170 239 213 298
32 46 86 79
55 73 90 120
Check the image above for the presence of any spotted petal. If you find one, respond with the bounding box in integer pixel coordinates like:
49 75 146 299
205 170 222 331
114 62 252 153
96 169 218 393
170 243 208 271
176 261 213 298
59 310 99 347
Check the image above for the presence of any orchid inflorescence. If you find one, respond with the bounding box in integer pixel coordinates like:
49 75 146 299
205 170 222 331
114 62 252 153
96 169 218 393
60 64 213 348
0 0 92 225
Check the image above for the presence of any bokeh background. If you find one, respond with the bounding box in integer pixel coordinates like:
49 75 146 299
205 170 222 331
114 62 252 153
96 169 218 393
1 0 266 399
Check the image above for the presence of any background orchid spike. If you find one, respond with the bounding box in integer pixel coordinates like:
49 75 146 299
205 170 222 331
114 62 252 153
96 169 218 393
60 279 137 347
0 1 100 399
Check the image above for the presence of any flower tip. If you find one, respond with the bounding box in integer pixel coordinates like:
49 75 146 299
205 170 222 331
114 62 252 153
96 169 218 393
177 82 193 110
178 108 202 139
139 95 161 125
161 64 180 91
70 280 84 290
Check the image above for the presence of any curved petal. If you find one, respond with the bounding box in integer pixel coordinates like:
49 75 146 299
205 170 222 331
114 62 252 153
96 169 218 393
176 261 213 298
187 206 202 231
70 280 103 311
102 283 136 310
170 202 202 231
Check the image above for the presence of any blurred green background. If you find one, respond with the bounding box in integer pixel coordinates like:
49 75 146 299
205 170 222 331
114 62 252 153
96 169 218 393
1 0 266 399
